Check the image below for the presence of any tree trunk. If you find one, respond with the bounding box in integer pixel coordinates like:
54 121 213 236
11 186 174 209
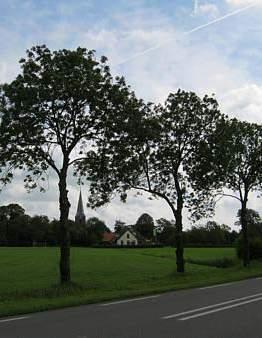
240 198 250 267
58 168 71 283
175 207 184 273
173 177 184 273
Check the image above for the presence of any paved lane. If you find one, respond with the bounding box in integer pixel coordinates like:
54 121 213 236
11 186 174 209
0 278 262 338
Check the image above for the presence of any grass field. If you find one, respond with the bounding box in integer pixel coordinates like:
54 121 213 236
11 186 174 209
0 247 261 317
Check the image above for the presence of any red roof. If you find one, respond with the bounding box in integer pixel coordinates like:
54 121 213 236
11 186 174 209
102 232 116 243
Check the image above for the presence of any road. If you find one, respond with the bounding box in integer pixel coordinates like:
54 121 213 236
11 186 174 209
1 277 262 338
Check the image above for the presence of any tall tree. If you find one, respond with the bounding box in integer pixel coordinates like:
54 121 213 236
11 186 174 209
235 209 262 238
197 119 262 266
0 45 139 283
87 90 222 272
135 213 154 239
0 204 26 243
114 220 126 233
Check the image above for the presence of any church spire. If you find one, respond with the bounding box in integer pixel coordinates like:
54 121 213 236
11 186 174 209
75 191 86 224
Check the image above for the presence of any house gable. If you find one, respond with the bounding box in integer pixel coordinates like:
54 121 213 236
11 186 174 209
116 229 138 246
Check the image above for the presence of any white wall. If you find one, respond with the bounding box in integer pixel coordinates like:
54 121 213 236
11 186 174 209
116 230 138 246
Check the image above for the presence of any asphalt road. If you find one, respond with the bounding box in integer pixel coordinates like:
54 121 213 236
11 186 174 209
1 277 262 338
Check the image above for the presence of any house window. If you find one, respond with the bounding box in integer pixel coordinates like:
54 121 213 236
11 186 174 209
127 233 130 239
127 240 130 245
132 241 136 245
121 240 124 246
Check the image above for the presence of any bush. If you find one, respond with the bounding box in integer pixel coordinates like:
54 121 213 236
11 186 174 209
186 257 236 268
236 236 262 260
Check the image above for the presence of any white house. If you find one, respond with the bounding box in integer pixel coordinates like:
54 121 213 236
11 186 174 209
116 228 138 246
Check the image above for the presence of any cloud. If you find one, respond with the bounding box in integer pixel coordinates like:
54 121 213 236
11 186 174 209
226 0 262 6
220 84 262 123
197 3 220 18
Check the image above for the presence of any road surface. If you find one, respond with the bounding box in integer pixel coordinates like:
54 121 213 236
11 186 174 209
1 277 262 338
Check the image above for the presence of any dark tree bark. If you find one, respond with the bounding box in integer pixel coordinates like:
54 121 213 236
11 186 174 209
240 193 250 267
58 166 71 283
174 180 184 273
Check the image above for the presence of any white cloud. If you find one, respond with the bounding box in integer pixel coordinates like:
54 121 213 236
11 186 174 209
226 0 262 6
220 84 262 123
198 3 220 18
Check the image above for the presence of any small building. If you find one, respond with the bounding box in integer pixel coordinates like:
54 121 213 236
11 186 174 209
102 232 116 245
116 228 139 246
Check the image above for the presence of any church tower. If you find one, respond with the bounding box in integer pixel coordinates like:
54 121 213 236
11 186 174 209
75 191 86 224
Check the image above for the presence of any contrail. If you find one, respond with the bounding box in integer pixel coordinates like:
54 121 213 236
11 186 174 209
194 0 199 15
116 3 255 66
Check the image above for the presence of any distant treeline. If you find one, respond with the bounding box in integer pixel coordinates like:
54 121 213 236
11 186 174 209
2 203 259 248
0 204 111 247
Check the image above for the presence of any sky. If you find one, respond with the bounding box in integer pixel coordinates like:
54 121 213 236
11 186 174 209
0 0 261 229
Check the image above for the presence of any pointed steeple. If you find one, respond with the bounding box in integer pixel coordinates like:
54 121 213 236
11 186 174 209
75 191 86 224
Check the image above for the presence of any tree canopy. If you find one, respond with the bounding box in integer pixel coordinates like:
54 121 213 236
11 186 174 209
196 118 262 266
135 213 155 240
87 89 224 272
0 45 140 283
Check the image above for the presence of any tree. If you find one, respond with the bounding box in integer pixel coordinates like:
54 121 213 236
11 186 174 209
197 119 262 266
0 45 138 283
0 204 26 243
185 221 232 246
114 220 126 233
156 218 176 245
135 213 154 239
30 215 50 243
87 90 222 272
235 209 262 238
86 217 109 233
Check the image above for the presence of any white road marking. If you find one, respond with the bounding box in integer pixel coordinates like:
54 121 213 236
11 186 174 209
162 292 262 320
179 296 262 321
199 282 235 290
101 295 160 306
0 316 29 323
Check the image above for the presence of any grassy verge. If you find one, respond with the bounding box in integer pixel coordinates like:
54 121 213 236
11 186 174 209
0 247 261 317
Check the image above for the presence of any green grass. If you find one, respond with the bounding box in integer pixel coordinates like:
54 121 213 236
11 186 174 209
0 247 261 317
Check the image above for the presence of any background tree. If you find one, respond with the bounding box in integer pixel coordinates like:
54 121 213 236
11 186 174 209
0 204 26 244
87 90 222 272
0 45 138 283
184 221 234 246
196 119 262 266
114 220 126 233
156 218 176 245
30 215 50 244
135 213 154 239
235 209 262 238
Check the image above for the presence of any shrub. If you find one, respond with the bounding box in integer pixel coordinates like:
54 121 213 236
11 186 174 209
236 236 262 260
186 257 236 268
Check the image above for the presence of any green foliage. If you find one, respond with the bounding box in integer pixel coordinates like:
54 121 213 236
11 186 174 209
236 236 262 260
156 218 176 245
87 89 224 272
186 257 236 268
135 213 154 239
0 45 140 282
184 221 237 246
114 220 126 233
235 209 262 237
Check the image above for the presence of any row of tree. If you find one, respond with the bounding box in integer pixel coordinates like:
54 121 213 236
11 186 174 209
0 203 111 246
0 45 261 283
3 204 260 248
